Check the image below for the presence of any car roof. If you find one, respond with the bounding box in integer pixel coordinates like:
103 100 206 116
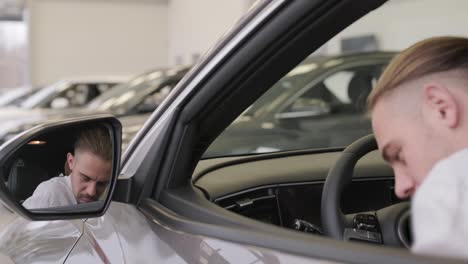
302 51 397 65
53 76 133 84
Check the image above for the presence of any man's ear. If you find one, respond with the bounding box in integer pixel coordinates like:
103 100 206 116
66 152 75 172
422 83 460 128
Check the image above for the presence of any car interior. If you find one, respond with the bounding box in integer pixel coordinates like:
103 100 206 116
188 51 398 244
2 127 92 203
193 138 411 244
195 151 390 222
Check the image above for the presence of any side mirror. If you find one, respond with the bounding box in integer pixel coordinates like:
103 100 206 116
0 115 121 220
275 98 331 120
50 97 70 109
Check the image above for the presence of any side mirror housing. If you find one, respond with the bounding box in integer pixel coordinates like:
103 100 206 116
0 115 121 220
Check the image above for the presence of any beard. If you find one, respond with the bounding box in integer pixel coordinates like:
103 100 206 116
77 192 98 203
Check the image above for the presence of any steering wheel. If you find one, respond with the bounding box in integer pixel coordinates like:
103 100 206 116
321 134 411 248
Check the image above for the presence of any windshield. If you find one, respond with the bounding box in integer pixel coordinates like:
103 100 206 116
0 88 36 107
88 67 189 115
20 81 119 109
87 71 164 113
20 81 70 109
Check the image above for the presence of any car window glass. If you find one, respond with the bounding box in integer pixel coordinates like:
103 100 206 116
20 82 69 109
44 83 95 108
323 71 354 104
284 65 383 113
205 59 386 158
88 73 164 113
203 0 467 158
138 84 174 110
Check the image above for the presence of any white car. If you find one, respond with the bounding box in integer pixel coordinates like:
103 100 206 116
19 76 130 109
0 1 464 263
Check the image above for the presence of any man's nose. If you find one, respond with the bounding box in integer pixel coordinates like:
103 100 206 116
86 182 97 197
394 170 415 199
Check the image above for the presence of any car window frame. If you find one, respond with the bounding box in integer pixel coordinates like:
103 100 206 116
119 0 448 263
118 0 459 262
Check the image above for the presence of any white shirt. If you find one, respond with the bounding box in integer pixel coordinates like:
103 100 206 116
22 175 77 209
412 148 468 260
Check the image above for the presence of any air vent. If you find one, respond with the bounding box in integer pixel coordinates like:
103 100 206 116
216 187 281 225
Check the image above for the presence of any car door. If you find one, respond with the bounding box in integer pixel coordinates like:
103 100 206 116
0 206 83 264
64 202 188 263
110 0 444 263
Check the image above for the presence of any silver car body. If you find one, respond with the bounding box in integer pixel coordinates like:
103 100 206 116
0 0 447 263
0 201 336 264
0 1 334 263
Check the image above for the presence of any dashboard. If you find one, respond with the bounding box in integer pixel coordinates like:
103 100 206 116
193 149 402 234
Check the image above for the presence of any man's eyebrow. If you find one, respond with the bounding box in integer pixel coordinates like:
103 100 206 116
381 143 392 162
79 171 96 181
381 141 401 163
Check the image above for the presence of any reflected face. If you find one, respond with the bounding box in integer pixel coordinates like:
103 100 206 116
67 151 111 204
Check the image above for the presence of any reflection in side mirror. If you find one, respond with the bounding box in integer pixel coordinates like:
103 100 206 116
0 115 121 220
50 97 70 109
275 98 331 120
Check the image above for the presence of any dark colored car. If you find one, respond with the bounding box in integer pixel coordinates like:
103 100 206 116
0 1 462 264
205 52 394 157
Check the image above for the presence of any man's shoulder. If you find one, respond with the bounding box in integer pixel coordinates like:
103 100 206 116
22 176 75 209
35 176 69 189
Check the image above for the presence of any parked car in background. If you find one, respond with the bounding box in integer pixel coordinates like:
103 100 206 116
86 66 191 116
118 53 394 154
0 1 463 264
0 66 190 145
119 113 150 150
0 87 36 107
204 51 395 157
19 76 130 110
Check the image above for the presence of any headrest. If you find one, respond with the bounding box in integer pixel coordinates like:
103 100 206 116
7 158 49 202
348 73 374 111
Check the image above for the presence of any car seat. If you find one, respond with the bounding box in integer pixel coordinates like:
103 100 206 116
347 72 375 111
7 158 50 203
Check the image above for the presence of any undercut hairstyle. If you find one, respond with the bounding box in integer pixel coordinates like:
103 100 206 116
367 36 468 111
74 125 112 162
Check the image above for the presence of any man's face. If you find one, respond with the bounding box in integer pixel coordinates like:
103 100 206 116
67 151 111 204
372 73 468 199
371 92 446 199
